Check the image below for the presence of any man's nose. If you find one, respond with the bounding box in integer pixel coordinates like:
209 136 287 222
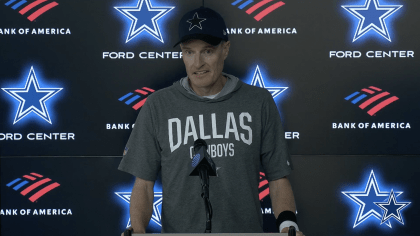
193 53 204 68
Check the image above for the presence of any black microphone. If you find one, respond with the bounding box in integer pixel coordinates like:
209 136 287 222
189 139 216 233
189 139 217 176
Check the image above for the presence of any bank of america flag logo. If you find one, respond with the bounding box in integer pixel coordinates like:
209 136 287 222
231 0 286 21
345 86 398 116
259 172 270 201
118 87 155 110
342 170 411 228
342 0 402 42
114 0 174 43
1 66 62 125
4 0 59 21
6 173 60 202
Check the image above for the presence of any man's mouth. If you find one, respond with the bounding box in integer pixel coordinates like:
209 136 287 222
194 70 209 75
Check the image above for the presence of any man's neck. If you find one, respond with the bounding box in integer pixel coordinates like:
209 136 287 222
189 74 227 97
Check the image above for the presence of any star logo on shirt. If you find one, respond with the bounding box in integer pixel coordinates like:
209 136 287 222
187 12 206 31
342 0 402 42
115 0 174 43
2 66 62 125
375 189 411 225
250 65 288 99
342 170 409 228
115 191 163 228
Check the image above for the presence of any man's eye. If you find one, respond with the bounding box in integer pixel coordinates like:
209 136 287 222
205 50 212 54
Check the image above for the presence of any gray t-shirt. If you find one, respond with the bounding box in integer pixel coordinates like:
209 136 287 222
118 74 292 233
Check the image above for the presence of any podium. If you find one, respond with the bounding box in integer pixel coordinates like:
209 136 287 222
129 234 290 236
124 227 296 236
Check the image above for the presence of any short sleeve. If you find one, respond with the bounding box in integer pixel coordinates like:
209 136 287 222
260 91 292 182
118 99 161 181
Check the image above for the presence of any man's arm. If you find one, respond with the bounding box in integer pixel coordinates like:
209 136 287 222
130 177 155 233
269 176 296 217
269 176 305 235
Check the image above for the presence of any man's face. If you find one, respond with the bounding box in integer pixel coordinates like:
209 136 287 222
180 39 230 96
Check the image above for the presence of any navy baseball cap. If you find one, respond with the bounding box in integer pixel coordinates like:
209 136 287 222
173 6 228 47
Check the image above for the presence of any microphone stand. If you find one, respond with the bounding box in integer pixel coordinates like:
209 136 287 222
199 166 212 233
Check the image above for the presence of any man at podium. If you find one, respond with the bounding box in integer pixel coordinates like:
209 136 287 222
119 5 304 236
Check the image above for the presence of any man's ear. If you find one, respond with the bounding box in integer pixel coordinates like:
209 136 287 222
223 41 231 60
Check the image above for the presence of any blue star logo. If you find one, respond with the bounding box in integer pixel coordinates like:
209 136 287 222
375 189 411 225
115 191 163 228
342 0 402 42
250 65 288 99
2 66 62 125
115 0 174 43
114 192 132 228
342 170 410 229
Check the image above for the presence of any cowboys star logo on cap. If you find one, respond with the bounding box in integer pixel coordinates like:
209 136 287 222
173 7 228 47
186 12 206 31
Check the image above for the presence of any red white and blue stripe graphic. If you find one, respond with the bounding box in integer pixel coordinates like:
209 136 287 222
231 0 285 21
6 173 60 202
345 86 399 116
4 0 59 22
118 87 155 110
259 172 269 200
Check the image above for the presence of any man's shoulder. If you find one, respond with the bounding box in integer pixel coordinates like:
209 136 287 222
236 80 273 99
146 81 180 101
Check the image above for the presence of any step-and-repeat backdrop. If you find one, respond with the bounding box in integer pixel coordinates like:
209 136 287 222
1 0 419 235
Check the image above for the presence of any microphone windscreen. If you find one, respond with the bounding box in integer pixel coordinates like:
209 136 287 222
194 139 207 153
